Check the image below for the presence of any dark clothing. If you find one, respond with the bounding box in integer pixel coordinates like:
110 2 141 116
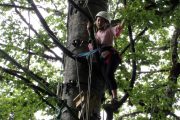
100 46 121 91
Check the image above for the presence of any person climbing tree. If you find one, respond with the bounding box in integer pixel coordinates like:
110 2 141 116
87 11 125 112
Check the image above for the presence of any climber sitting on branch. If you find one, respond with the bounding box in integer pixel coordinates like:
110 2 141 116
87 11 125 111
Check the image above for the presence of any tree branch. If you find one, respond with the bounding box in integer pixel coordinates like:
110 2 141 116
118 110 180 120
119 111 143 120
0 48 56 97
138 69 169 74
35 90 56 110
0 3 63 15
0 66 52 96
145 0 180 16
118 93 129 107
120 26 148 56
0 66 57 109
128 25 137 89
171 28 180 64
12 1 63 63
27 0 75 60
168 112 180 120
0 42 62 61
0 3 32 10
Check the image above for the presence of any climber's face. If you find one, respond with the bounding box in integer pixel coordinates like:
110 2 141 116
95 17 107 30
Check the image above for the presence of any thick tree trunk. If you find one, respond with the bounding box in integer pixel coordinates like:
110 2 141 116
61 0 108 120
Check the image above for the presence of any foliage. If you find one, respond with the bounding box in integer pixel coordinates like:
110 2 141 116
0 0 179 119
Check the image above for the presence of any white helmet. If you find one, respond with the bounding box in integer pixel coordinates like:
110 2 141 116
95 11 111 23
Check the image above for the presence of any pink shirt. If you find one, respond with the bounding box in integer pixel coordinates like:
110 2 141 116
96 25 123 46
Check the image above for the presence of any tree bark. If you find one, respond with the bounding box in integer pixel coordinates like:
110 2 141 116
61 0 108 120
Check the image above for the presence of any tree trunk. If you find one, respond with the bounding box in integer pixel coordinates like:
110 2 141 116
61 0 108 120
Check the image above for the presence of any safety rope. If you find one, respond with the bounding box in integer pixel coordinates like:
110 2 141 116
83 0 95 22
82 5 100 119
75 57 85 120
86 54 93 120
75 51 96 120
83 0 88 7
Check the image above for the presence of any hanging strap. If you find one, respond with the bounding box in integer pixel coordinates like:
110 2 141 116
74 48 100 58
